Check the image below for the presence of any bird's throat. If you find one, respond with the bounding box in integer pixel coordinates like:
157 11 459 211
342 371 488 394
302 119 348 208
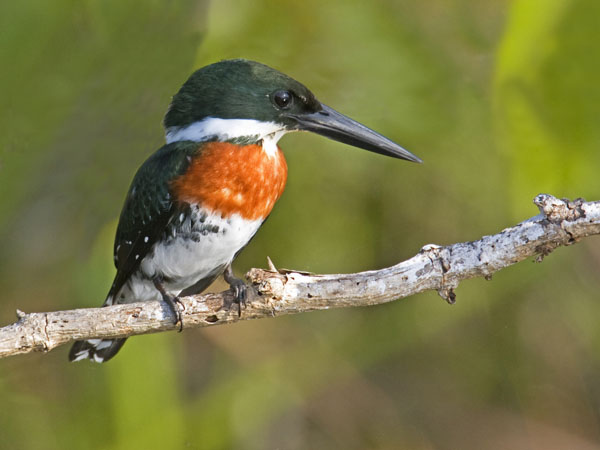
165 117 286 151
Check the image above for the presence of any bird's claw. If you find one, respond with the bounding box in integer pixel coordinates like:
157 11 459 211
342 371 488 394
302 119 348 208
153 278 184 332
162 295 184 332
172 297 184 332
221 280 256 317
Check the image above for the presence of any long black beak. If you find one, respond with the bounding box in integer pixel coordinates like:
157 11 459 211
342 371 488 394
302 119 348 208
284 104 422 163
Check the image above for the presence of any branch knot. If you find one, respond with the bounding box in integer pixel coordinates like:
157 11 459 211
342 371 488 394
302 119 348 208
534 194 586 224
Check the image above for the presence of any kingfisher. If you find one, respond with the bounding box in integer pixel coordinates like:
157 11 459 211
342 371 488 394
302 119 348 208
69 59 421 363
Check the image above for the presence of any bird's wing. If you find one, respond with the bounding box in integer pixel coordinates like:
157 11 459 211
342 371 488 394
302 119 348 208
105 140 201 305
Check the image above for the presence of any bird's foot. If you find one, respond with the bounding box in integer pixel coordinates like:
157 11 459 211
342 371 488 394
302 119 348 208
221 265 256 317
153 278 184 332
163 295 184 332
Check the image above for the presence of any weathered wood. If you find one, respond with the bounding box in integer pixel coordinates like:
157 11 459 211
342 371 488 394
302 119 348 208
1 194 598 359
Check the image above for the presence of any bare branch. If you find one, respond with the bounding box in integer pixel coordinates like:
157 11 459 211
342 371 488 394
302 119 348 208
2 194 599 359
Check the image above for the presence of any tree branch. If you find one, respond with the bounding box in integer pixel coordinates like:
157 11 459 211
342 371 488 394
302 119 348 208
2 194 599 359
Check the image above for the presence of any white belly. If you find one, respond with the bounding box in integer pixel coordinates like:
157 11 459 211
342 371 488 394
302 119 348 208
119 206 262 303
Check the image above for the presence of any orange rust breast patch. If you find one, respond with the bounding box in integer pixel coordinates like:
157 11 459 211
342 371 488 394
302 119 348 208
171 142 288 221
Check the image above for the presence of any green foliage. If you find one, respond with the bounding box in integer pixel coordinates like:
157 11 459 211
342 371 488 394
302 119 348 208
494 0 600 218
1 1 600 448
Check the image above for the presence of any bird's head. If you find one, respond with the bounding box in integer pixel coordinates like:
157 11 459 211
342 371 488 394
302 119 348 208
164 59 421 162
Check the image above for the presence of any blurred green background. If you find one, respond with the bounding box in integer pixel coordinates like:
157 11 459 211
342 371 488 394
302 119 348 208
1 0 600 448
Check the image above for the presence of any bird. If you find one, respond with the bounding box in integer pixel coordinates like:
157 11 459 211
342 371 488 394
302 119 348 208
69 59 421 363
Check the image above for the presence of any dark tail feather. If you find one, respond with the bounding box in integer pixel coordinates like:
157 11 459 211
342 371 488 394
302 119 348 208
69 338 128 363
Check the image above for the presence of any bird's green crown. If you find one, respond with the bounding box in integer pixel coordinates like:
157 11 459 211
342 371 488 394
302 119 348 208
164 59 321 131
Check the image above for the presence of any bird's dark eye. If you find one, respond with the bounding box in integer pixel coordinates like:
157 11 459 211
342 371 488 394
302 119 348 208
273 90 293 109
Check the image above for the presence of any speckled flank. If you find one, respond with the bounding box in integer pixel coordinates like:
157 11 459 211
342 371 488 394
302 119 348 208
137 206 263 294
171 142 288 221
